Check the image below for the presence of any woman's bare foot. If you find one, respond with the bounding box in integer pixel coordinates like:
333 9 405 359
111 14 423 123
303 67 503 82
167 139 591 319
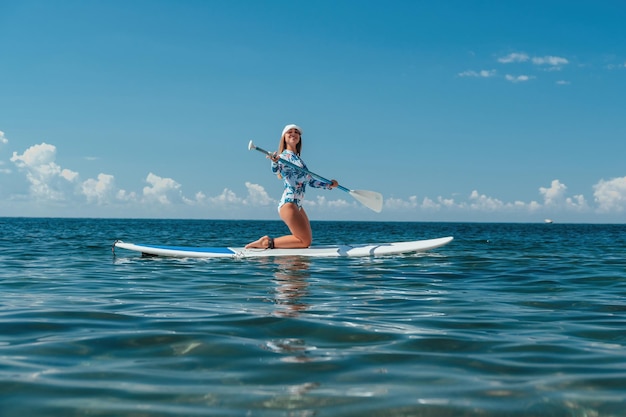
245 235 273 249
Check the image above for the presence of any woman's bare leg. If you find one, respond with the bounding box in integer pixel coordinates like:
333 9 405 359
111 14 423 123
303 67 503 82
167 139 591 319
275 203 312 248
244 235 272 249
244 203 312 249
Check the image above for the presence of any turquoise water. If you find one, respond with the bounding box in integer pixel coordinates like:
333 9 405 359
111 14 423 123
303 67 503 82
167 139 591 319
1 218 625 416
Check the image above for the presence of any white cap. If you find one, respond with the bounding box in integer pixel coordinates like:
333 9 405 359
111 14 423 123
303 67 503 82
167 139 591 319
282 124 302 137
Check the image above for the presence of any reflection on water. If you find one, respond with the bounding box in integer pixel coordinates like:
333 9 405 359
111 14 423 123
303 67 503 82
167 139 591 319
263 338 318 363
262 257 318 366
272 257 311 318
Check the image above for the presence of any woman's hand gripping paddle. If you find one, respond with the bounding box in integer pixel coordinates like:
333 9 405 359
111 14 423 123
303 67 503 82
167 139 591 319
248 140 383 213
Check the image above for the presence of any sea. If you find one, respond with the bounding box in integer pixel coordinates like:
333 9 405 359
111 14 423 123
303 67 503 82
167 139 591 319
1 218 625 417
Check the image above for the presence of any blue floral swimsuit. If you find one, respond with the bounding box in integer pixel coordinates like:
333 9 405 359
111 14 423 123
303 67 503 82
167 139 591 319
272 150 333 210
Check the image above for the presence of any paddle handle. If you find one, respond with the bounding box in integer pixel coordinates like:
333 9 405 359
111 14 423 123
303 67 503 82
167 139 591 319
248 141 348 192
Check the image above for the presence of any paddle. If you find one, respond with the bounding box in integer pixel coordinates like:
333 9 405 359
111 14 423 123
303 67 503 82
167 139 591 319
248 140 383 213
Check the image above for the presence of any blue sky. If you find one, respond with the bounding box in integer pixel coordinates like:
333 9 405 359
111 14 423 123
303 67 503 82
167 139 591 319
1 0 625 223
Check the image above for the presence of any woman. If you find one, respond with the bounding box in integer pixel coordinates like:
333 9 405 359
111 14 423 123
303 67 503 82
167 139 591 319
246 124 338 249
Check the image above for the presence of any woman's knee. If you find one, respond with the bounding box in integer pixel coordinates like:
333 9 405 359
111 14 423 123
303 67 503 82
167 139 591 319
294 222 312 246
280 205 312 246
298 234 312 247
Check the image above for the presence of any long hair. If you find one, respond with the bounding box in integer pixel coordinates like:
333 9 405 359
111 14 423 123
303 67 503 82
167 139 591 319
276 131 302 179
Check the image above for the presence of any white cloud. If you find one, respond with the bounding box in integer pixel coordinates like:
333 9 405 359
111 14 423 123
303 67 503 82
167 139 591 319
207 182 275 207
461 52 569 84
81 173 116 205
10 142 79 201
243 181 274 206
311 195 353 209
375 181 595 219
539 179 567 205
497 53 568 68
537 179 588 211
468 190 507 210
593 176 626 213
420 197 438 209
385 196 418 209
498 53 529 63
0 131 9 174
505 74 533 83
194 191 207 203
565 194 588 210
419 196 458 210
527 200 541 211
210 188 243 205
458 69 496 78
142 172 185 205
326 198 353 209
116 189 138 202
441 197 457 207
532 55 568 67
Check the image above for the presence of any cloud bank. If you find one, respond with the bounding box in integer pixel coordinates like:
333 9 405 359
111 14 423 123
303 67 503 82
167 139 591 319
2 140 625 222
460 51 570 84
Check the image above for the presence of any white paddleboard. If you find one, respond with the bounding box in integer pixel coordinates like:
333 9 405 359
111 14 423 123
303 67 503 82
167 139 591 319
113 236 453 259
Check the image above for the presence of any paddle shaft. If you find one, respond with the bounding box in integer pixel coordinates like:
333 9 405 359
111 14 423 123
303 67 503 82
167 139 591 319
251 144 349 192
248 140 383 212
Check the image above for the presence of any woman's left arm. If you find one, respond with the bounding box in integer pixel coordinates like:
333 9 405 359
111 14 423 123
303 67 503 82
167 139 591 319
308 177 338 190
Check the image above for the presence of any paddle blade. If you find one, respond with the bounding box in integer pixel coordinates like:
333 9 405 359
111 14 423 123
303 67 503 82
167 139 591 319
349 189 383 213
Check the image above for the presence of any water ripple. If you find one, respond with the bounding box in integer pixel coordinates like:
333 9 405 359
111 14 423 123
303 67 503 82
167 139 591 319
1 219 625 416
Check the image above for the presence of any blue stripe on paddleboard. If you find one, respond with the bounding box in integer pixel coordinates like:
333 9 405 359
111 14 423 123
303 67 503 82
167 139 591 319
137 244 235 254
